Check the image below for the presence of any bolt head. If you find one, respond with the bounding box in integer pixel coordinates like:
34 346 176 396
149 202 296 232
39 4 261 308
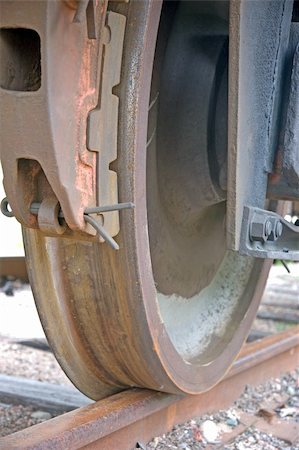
275 221 283 238
265 220 272 237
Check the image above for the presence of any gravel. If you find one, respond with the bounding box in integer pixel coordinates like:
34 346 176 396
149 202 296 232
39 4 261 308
0 405 57 438
0 337 71 386
147 369 299 450
222 429 295 450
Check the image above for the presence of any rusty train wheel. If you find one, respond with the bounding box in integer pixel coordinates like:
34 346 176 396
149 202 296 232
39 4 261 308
23 0 273 400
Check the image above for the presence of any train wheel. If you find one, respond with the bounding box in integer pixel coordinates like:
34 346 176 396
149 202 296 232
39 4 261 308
23 0 273 399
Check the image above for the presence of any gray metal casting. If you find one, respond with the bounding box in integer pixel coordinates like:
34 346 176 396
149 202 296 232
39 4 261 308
240 206 299 261
227 0 294 250
268 23 299 201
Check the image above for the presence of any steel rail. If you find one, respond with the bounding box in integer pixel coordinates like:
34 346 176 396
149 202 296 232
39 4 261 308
0 326 298 450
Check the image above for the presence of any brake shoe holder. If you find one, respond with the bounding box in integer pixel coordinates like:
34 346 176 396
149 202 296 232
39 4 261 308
0 0 117 240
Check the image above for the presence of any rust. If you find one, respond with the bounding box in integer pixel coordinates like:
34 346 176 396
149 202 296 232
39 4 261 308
0 257 28 281
37 197 67 236
0 0 107 234
63 1 79 10
2 0 296 427
0 327 298 450
20 0 280 404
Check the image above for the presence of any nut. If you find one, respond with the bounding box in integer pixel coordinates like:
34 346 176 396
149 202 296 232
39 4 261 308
249 215 273 243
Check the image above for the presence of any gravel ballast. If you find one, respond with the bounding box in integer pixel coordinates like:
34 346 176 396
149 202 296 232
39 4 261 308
147 368 299 450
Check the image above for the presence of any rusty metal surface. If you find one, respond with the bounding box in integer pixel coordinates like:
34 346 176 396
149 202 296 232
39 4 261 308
1 326 298 450
0 257 28 281
19 0 281 402
0 0 106 234
21 0 279 401
1 0 296 422
87 11 125 241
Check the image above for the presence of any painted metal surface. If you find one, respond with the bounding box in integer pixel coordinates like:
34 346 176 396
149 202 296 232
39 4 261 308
240 206 299 260
268 24 299 201
1 326 298 450
227 0 293 250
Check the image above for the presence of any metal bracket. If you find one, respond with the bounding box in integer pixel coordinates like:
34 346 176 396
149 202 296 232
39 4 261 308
239 206 299 261
0 1 106 234
227 1 293 250
87 11 126 242
267 24 299 201
0 3 129 246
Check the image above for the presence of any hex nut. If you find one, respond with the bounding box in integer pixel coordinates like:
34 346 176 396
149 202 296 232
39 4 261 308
250 215 273 243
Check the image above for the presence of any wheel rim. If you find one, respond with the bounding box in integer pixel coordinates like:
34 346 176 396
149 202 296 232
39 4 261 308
23 0 272 400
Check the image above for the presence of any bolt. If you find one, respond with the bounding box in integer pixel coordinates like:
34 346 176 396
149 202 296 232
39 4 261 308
275 221 283 238
268 219 283 241
265 220 272 237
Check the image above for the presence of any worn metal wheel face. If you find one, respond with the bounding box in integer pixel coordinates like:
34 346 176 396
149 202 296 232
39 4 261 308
23 0 272 400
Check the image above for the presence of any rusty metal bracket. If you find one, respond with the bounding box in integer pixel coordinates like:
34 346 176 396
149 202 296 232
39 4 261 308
0 2 129 246
0 0 107 235
239 206 299 261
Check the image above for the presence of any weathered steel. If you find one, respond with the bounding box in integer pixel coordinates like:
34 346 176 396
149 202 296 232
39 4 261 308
1 196 131 249
21 0 281 401
2 0 296 408
240 206 299 261
87 11 126 241
268 24 299 201
239 206 299 260
0 257 28 281
0 1 107 234
16 0 287 401
147 1 229 298
227 0 293 250
1 327 298 450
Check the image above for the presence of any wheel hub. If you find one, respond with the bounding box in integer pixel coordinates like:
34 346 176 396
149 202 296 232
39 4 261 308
148 1 229 297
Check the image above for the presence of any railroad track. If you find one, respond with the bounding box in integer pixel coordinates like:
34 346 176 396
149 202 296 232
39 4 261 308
0 326 298 450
